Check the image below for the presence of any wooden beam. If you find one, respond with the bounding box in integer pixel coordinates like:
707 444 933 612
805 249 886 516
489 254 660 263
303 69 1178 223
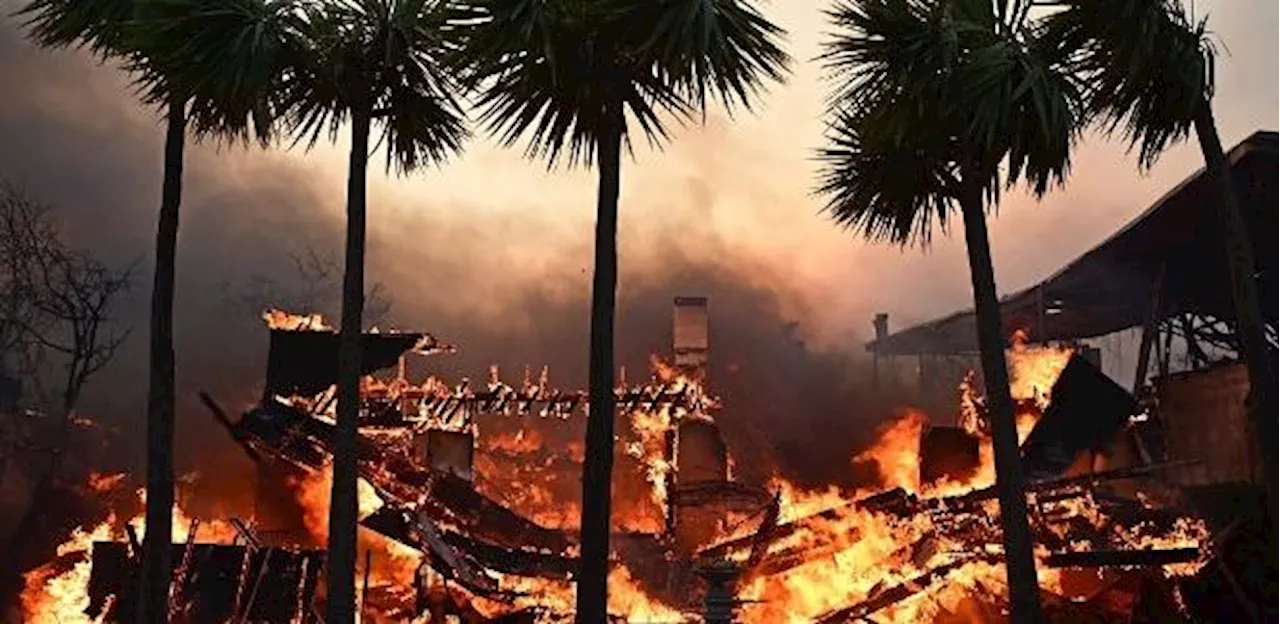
1045 548 1200 568
1133 263 1166 394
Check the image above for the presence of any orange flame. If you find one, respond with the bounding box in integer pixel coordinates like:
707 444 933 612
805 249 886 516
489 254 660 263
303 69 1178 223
262 308 333 332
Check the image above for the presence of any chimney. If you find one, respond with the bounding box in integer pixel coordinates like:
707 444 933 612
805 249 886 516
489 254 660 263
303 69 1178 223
673 297 709 379
873 313 890 342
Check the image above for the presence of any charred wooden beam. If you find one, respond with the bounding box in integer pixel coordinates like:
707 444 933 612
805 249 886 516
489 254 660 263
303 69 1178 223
88 543 323 623
1045 548 1201 569
696 488 912 562
702 461 1196 573
229 396 576 554
814 556 992 623
199 391 263 464
745 494 782 570
361 506 576 580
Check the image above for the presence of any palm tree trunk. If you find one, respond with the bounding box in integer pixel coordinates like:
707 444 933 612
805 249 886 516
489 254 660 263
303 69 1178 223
138 95 185 624
1192 104 1277 520
574 91 624 623
325 95 372 624
959 179 1044 623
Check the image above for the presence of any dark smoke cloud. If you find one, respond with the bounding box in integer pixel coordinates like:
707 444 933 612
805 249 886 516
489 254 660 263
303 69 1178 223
0 16 892 505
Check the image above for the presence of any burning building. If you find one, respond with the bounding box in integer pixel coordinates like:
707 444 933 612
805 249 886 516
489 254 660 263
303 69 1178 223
865 130 1278 622
15 132 1274 619
14 284 1232 623
22 125 1280 620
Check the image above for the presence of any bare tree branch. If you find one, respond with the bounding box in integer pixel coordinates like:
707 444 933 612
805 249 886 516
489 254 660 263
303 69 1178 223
0 181 133 417
227 242 395 329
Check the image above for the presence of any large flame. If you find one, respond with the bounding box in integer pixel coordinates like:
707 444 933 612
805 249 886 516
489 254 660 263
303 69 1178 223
26 336 1208 623
20 478 240 623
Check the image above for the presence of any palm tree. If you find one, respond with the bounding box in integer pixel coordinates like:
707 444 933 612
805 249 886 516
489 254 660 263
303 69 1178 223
270 1 469 620
1041 0 1277 519
817 1 1082 620
16 0 286 620
454 0 788 618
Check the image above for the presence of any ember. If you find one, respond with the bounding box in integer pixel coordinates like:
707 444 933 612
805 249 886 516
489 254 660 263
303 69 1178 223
14 305 1222 622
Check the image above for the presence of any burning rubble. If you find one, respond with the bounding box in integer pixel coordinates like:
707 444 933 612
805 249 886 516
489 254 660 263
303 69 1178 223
16 303 1220 623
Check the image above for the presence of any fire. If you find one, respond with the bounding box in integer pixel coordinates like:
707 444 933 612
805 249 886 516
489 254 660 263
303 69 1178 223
262 308 333 331
855 408 927 493
85 471 126 493
26 323 1211 623
20 484 239 623
623 402 675 531
289 466 423 587
1007 332 1074 410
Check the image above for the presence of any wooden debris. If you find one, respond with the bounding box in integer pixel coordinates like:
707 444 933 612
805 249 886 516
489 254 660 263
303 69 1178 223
1047 548 1202 569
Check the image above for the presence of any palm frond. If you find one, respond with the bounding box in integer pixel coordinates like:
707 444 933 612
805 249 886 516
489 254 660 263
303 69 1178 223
625 0 791 114
958 19 1083 197
457 0 787 168
1039 0 1214 169
815 0 1084 247
129 0 306 145
281 0 469 172
15 0 136 58
820 0 957 118
815 105 961 247
458 0 679 167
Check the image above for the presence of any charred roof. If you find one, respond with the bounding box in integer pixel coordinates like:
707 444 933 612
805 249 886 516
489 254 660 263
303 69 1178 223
868 130 1278 356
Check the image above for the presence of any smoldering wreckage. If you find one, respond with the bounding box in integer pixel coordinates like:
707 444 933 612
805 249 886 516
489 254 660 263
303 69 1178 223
1 299 1269 623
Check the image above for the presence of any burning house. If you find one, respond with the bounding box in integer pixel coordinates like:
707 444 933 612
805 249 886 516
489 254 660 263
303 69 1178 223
865 130 1278 621
15 281 1231 623
16 131 1277 620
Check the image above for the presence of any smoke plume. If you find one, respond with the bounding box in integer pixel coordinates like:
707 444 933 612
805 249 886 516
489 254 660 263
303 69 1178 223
0 18 895 506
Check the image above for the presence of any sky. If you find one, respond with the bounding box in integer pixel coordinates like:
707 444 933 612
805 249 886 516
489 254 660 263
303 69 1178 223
0 0 1276 478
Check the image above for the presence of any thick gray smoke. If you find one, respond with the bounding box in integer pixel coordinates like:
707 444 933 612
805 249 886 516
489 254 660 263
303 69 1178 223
0 17 894 507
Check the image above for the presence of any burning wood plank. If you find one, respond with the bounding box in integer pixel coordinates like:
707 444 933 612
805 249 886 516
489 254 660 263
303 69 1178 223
361 506 577 580
86 543 323 623
1046 548 1203 569
813 556 996 623
211 392 577 554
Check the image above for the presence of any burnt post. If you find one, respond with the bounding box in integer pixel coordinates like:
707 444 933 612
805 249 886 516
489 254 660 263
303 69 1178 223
673 297 710 381
697 560 743 624
872 313 889 391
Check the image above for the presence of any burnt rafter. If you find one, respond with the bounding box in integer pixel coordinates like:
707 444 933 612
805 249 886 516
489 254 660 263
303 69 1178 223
416 380 718 423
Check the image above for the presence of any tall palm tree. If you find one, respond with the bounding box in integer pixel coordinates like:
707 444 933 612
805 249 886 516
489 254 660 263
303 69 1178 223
1041 0 1277 518
817 1 1082 620
454 0 788 618
16 1 286 620
271 1 469 620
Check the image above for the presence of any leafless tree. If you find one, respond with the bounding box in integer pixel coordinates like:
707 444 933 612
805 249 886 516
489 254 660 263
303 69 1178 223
230 243 394 329
0 181 132 440
0 183 133 569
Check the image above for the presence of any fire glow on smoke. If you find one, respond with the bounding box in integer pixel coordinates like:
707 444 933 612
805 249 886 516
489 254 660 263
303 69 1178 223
20 329 1209 623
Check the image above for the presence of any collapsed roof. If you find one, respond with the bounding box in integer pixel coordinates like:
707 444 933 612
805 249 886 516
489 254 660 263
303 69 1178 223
868 130 1278 356
264 329 444 398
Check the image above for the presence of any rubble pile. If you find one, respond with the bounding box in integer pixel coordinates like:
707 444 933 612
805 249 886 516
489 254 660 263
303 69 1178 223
15 308 1257 623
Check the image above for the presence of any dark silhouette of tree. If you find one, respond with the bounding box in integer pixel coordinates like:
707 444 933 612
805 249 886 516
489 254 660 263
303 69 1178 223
1041 0 1278 521
0 182 132 589
271 2 469 619
454 0 788 618
16 1 288 617
232 244 395 329
816 1 1085 620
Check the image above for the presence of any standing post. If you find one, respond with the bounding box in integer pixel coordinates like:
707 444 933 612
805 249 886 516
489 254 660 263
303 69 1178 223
360 550 372 622
1127 265 1168 468
697 560 743 624
1133 264 1167 395
872 313 889 392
